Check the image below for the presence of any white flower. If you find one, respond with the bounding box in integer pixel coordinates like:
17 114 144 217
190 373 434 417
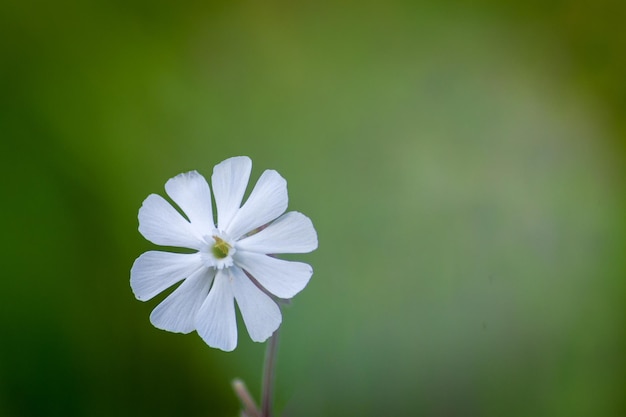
130 156 318 352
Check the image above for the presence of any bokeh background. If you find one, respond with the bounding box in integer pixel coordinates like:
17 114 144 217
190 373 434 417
1 1 625 416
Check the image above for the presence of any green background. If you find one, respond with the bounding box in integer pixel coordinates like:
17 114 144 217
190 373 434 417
1 1 625 416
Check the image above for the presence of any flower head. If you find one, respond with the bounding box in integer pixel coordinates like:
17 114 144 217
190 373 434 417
130 156 317 351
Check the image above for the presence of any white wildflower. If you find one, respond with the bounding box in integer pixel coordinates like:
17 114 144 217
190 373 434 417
130 156 317 351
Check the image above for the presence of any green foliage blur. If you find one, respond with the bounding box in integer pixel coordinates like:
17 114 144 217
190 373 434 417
1 0 625 416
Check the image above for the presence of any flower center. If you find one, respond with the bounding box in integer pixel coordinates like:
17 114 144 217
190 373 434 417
211 236 231 259
201 231 236 270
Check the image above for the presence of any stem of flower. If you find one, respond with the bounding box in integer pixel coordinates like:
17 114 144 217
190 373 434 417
232 379 260 417
261 328 280 417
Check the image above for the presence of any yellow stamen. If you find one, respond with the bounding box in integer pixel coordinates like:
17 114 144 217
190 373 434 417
212 236 231 259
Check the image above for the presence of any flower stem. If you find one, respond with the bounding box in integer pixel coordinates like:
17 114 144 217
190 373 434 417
232 379 260 417
261 329 280 417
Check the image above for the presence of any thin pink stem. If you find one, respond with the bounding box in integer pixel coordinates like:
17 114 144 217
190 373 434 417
261 329 280 417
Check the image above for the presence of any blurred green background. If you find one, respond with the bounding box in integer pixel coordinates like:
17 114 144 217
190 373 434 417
1 0 625 416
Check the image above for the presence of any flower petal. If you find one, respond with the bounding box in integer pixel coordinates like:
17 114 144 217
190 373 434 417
230 266 281 343
138 194 204 249
165 171 215 233
195 269 237 351
130 251 204 301
236 211 317 254
212 156 252 232
227 170 288 240
234 251 313 299
149 268 215 334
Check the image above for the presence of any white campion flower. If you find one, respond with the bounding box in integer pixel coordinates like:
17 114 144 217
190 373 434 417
130 156 317 352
